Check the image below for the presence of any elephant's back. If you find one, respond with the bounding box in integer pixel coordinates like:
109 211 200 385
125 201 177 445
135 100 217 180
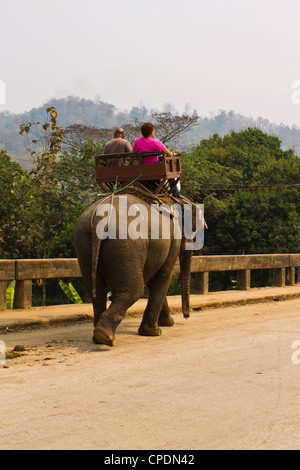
76 194 151 224
75 195 115 230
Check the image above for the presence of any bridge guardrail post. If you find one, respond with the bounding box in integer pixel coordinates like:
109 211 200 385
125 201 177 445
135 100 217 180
0 281 7 310
236 269 251 290
13 280 32 309
273 268 286 287
286 267 295 286
194 272 209 295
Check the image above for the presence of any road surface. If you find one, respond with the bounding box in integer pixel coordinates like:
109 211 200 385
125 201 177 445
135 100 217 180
1 298 300 450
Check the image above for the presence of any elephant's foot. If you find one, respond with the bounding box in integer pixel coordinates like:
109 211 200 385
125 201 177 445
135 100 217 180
93 325 115 347
158 312 174 327
138 322 162 337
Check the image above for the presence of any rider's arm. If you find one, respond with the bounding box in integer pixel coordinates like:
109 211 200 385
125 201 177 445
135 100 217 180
164 148 176 157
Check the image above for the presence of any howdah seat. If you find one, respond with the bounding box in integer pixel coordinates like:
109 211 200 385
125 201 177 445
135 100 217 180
95 151 181 195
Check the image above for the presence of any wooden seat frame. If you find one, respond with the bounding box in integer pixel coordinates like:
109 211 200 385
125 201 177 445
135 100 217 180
95 151 181 195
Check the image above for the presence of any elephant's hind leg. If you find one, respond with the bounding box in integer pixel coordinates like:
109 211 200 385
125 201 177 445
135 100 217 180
92 274 107 327
139 273 173 337
93 299 127 347
158 297 174 327
93 278 145 347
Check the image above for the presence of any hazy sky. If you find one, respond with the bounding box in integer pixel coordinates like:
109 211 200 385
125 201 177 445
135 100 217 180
1 0 300 126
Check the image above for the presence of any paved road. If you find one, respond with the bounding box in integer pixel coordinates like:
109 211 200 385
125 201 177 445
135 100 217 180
1 298 300 450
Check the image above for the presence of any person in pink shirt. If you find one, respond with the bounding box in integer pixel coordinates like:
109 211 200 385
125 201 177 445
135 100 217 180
132 122 182 198
132 122 175 163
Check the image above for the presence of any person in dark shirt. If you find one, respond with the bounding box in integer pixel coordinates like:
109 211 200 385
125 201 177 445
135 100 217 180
104 128 132 166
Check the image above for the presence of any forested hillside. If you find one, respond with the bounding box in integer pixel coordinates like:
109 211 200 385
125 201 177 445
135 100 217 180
1 96 300 169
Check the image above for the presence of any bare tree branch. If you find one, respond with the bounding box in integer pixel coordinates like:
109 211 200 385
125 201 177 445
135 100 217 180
63 124 113 149
63 112 200 150
151 112 200 144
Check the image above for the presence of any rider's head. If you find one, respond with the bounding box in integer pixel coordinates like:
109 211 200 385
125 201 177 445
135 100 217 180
141 122 155 138
114 128 125 138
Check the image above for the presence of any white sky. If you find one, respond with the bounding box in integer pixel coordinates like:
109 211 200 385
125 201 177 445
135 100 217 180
1 0 300 126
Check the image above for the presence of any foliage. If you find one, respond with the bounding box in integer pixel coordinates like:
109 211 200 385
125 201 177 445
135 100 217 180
17 108 67 258
0 106 105 262
17 107 92 260
167 274 180 296
20 106 64 162
0 149 31 258
55 138 104 206
6 281 15 309
181 128 300 255
59 280 83 304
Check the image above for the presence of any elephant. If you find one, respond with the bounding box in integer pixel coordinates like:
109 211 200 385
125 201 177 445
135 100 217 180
74 192 202 346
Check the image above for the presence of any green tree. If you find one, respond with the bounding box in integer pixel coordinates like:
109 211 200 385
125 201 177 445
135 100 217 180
17 107 106 303
19 108 77 304
19 107 67 258
0 149 31 258
55 138 103 207
48 138 105 258
181 128 300 256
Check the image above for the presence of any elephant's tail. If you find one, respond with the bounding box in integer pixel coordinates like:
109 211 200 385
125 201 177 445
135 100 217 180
90 194 115 299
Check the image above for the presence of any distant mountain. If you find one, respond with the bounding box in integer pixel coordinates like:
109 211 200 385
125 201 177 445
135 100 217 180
0 96 137 169
1 96 300 169
186 110 300 154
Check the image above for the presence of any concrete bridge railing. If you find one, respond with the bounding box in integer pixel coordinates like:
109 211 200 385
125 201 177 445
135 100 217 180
1 254 300 310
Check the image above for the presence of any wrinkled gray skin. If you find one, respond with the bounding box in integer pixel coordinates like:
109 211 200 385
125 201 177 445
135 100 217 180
74 194 192 346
